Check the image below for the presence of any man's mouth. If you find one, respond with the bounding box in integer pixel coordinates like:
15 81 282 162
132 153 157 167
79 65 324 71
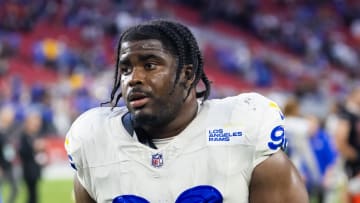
128 92 150 109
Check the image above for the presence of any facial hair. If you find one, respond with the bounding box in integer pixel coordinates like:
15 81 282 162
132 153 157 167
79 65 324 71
131 98 182 129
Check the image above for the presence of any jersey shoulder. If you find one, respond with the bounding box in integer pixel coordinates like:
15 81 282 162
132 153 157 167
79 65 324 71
209 92 282 121
64 106 126 154
234 92 284 120
69 107 112 136
208 92 286 153
230 92 280 110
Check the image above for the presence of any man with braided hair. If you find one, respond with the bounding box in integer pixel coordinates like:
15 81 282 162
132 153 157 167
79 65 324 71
65 19 308 203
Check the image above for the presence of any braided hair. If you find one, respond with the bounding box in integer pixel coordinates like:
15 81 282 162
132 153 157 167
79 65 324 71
107 19 211 107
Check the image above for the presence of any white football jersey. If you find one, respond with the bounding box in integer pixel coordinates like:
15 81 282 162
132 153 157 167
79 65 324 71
65 92 286 203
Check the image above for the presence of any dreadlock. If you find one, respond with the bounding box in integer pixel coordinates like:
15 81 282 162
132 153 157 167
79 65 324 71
105 19 211 108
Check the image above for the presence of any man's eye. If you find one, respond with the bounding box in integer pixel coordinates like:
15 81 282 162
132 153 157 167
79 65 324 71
144 63 156 70
120 66 132 75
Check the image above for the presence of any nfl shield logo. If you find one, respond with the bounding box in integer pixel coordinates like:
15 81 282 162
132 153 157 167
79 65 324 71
151 153 163 168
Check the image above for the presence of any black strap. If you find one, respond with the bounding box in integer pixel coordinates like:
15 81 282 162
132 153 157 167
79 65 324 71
122 112 134 136
121 112 157 149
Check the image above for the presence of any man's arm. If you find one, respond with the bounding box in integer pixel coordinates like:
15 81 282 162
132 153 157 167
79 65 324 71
74 174 96 203
249 151 309 203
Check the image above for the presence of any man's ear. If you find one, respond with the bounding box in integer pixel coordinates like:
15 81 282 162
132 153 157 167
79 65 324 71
183 64 195 84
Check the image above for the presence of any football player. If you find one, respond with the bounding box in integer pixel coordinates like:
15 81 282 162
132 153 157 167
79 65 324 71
65 19 308 203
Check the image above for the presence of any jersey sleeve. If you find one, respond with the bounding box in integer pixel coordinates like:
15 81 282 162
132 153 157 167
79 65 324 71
64 109 97 199
64 126 82 171
253 95 286 167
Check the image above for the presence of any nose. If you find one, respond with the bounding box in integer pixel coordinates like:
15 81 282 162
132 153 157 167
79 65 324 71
128 66 145 86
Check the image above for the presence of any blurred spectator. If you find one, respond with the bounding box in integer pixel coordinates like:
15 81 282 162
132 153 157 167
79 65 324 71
52 96 72 137
323 101 349 203
283 97 321 192
216 47 242 73
0 32 21 76
0 105 19 203
309 127 338 203
251 57 273 87
0 33 21 58
284 95 339 202
71 87 99 116
19 109 46 203
335 86 360 178
350 19 360 43
325 34 359 72
33 38 69 70
30 84 57 136
334 85 360 200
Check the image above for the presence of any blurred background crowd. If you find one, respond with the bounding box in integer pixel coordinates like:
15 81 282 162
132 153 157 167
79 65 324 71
0 0 359 202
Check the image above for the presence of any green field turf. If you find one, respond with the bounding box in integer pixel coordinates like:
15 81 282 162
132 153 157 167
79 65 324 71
1 178 330 203
2 178 73 203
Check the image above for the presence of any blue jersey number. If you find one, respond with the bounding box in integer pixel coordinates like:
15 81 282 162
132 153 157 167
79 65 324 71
112 185 223 203
267 125 287 151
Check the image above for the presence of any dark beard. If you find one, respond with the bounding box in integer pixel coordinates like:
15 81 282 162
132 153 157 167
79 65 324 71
130 90 184 128
132 113 161 128
130 108 178 149
131 108 177 129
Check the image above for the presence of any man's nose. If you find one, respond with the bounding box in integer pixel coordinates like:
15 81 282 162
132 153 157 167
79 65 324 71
128 66 145 86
